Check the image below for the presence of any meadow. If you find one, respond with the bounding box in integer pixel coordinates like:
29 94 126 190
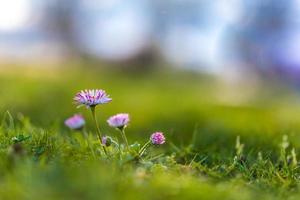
1 65 300 199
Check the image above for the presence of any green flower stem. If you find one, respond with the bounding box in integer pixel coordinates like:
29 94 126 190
138 140 151 157
90 106 107 155
119 128 129 150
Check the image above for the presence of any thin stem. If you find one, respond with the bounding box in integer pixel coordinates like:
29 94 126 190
90 106 102 139
90 106 107 155
119 128 129 150
138 140 151 157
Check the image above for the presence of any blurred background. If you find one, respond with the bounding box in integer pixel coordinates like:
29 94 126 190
1 0 300 146
2 0 300 80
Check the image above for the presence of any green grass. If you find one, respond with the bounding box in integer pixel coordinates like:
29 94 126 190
1 65 300 199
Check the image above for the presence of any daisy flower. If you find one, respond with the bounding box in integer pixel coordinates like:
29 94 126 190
65 114 85 130
107 113 130 149
74 89 112 107
107 113 130 129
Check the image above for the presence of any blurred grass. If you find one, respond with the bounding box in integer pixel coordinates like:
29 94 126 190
0 65 300 199
1 65 300 143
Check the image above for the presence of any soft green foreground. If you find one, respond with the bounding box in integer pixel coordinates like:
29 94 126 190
1 65 300 199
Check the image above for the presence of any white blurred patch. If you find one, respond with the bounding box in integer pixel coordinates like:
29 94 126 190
76 0 152 61
215 0 241 24
90 11 150 60
0 0 31 31
80 0 121 10
161 26 224 74
159 0 242 74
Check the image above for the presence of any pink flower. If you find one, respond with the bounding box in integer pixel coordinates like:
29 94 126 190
65 114 85 130
150 132 165 145
107 113 130 129
74 89 112 107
